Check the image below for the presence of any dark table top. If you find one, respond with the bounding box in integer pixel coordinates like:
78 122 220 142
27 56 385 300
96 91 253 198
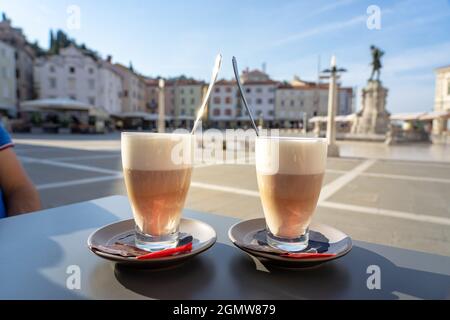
0 195 449 300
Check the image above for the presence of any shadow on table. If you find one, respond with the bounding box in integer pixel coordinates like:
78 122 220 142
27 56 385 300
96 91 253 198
0 202 118 299
230 245 450 299
114 242 450 299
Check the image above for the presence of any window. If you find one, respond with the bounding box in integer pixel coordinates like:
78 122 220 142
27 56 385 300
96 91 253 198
256 110 262 116
88 97 95 106
123 90 128 97
246 88 251 93
88 79 95 90
281 100 285 107
225 97 231 104
69 66 75 74
49 77 57 89
225 108 232 116
268 98 274 104
213 109 220 116
88 67 94 74
256 88 262 93
190 88 194 94
290 100 295 107
300 100 304 107
1 67 6 78
49 65 55 73
181 109 186 115
268 87 275 93
68 77 76 90
214 87 220 93
213 97 221 104
190 109 195 116
181 98 186 105
180 89 185 94
225 87 232 93
256 98 262 105
69 95 76 100
268 110 274 116
191 98 195 105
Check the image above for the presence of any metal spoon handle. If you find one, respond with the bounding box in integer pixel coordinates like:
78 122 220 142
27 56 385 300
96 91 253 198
232 56 259 136
191 53 223 134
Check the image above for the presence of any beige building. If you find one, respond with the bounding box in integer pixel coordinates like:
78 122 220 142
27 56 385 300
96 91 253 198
275 76 353 127
112 64 143 113
432 65 450 142
0 15 34 107
240 69 278 124
0 41 16 115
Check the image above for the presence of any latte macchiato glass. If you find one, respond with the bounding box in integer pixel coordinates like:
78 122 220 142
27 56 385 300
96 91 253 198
255 136 327 252
121 132 193 251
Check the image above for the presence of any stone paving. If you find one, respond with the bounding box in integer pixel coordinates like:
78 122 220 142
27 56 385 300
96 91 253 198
10 134 450 257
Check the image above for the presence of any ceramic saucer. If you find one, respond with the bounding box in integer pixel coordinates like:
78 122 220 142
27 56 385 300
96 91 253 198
228 218 352 268
88 218 216 269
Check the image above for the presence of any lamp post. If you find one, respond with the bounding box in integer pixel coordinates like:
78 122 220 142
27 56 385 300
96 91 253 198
321 55 346 157
158 78 166 133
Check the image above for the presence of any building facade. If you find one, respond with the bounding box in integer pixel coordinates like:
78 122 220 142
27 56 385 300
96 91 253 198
34 45 100 106
0 16 34 105
275 77 353 127
174 79 204 122
240 69 277 124
434 65 450 113
209 79 238 126
112 63 142 113
432 65 450 139
98 58 123 114
0 41 16 114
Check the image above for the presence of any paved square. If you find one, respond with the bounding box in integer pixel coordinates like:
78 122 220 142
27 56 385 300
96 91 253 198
10 134 450 257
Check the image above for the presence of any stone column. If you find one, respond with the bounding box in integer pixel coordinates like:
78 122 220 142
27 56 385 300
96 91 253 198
326 56 339 157
158 79 166 133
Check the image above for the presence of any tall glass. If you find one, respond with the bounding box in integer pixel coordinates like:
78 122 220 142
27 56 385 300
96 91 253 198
121 132 193 251
255 136 327 252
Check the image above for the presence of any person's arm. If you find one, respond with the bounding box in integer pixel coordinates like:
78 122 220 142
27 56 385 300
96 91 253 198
0 148 41 216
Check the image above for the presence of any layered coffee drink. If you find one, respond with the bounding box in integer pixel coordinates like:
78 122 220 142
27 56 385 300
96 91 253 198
121 132 193 251
255 136 327 251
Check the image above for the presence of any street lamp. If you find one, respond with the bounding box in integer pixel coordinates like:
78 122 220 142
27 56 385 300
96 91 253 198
321 55 347 157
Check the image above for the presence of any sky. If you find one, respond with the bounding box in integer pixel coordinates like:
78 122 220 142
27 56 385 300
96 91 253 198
1 0 449 113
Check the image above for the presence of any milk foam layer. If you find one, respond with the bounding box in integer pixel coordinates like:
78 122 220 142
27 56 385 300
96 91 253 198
121 133 193 170
255 137 327 175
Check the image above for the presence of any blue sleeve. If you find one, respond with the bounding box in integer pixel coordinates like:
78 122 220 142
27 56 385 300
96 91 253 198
0 125 13 150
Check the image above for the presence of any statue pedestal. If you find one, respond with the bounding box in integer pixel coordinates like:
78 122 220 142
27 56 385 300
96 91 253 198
327 143 340 157
353 80 390 135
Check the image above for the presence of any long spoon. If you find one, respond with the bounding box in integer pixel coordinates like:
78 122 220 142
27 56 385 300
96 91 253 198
191 53 223 134
232 56 259 136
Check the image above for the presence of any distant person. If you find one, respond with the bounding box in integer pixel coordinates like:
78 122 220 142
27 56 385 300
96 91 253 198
0 124 41 218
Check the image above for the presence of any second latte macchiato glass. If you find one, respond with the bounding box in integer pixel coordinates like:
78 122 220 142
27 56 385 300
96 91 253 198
255 136 327 252
121 132 193 252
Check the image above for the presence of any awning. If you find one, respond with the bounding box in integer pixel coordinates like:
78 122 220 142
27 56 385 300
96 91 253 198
419 110 450 120
389 112 426 121
335 114 357 122
21 98 92 112
115 112 160 121
308 116 327 123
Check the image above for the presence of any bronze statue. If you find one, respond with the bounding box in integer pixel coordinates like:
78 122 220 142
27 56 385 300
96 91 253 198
369 45 384 81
